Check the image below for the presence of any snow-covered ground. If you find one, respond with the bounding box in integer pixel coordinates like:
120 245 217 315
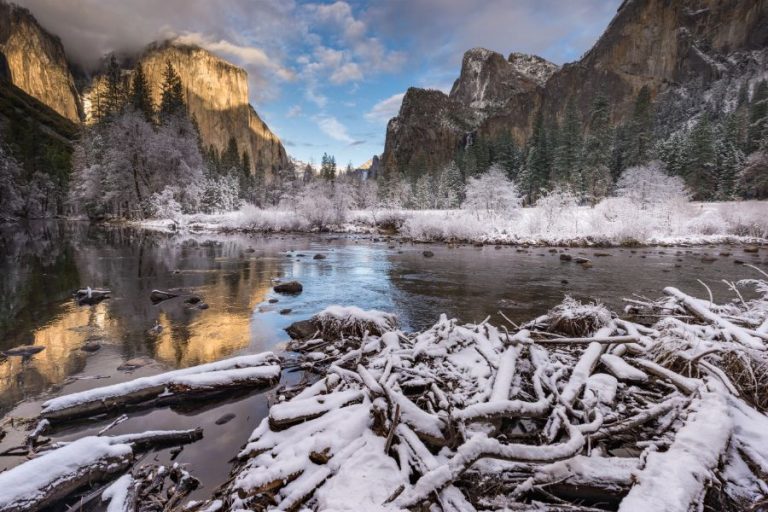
136 200 768 246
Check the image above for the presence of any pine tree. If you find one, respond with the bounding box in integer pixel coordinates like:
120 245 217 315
521 110 550 202
627 85 653 166
492 132 521 181
580 93 613 203
159 60 185 122
553 99 582 186
222 137 239 173
102 54 126 119
129 63 153 122
683 114 718 200
320 153 336 180
748 80 768 152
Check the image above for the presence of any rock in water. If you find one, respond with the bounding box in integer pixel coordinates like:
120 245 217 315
2 345 45 357
279 308 292 315
150 290 178 304
559 254 573 261
184 296 202 304
215 413 236 425
286 320 316 340
313 254 326 260
423 250 434 258
81 341 102 353
274 281 303 294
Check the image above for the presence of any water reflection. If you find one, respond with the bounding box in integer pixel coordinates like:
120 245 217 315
0 223 287 414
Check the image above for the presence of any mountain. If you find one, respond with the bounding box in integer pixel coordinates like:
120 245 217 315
381 0 768 177
0 1 81 122
0 1 290 176
83 41 289 175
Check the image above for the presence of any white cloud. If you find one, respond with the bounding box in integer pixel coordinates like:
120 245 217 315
330 62 363 84
174 31 295 81
316 116 355 144
286 105 302 118
304 88 328 108
365 92 405 123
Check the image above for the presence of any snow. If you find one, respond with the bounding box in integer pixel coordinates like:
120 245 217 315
102 474 134 512
41 352 278 414
136 200 768 247
618 390 733 512
600 353 649 382
0 436 133 510
314 432 402 511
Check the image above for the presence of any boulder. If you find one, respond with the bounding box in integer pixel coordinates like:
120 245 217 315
423 250 434 258
274 281 303 294
286 319 317 340
150 290 178 304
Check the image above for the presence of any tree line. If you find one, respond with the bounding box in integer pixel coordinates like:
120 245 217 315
395 80 768 205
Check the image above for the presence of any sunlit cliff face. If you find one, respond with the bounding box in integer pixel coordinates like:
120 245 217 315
0 2 81 121
81 42 289 176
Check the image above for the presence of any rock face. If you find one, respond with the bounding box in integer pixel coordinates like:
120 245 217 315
83 42 289 175
382 0 768 176
138 42 289 174
0 1 81 122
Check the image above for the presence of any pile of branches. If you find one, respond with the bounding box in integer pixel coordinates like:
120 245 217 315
200 270 768 511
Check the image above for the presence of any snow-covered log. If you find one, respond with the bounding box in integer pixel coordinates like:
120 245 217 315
193 275 768 511
40 352 280 422
0 429 202 512
618 389 732 511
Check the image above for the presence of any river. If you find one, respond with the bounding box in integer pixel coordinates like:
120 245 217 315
0 221 764 503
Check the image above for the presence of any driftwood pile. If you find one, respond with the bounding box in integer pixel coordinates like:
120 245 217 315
198 271 768 511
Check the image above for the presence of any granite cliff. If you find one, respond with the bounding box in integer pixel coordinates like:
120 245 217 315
382 0 768 176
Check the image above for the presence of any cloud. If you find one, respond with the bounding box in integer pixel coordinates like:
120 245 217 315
365 92 405 124
174 32 295 81
366 0 620 67
315 116 355 144
330 62 363 84
304 88 328 108
286 105 303 118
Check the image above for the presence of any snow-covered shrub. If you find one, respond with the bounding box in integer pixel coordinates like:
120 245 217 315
684 207 728 235
294 181 339 230
720 201 768 238
400 211 487 242
148 187 182 221
529 185 579 235
311 306 398 339
616 161 689 210
462 165 521 220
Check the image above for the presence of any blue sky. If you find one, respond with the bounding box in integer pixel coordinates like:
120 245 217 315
19 0 622 167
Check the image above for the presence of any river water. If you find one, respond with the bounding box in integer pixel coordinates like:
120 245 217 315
0 221 765 503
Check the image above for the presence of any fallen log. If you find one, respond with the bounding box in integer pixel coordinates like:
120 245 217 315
41 353 280 422
618 390 732 511
0 429 203 512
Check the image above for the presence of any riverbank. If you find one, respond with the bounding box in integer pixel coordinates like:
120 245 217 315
2 269 767 510
133 200 768 247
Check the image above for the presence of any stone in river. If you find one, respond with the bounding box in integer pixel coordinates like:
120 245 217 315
150 290 178 304
81 341 102 353
215 413 236 425
422 250 434 258
313 253 327 260
274 281 303 294
286 319 316 340
2 345 45 357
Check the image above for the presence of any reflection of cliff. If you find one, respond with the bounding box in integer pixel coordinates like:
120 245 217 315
68 231 277 368
0 225 280 414
0 302 112 413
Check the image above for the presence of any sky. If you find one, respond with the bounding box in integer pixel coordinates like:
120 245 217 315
16 0 622 167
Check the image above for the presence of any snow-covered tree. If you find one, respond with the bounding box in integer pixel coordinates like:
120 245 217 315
615 161 689 210
462 165 521 219
0 144 23 220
